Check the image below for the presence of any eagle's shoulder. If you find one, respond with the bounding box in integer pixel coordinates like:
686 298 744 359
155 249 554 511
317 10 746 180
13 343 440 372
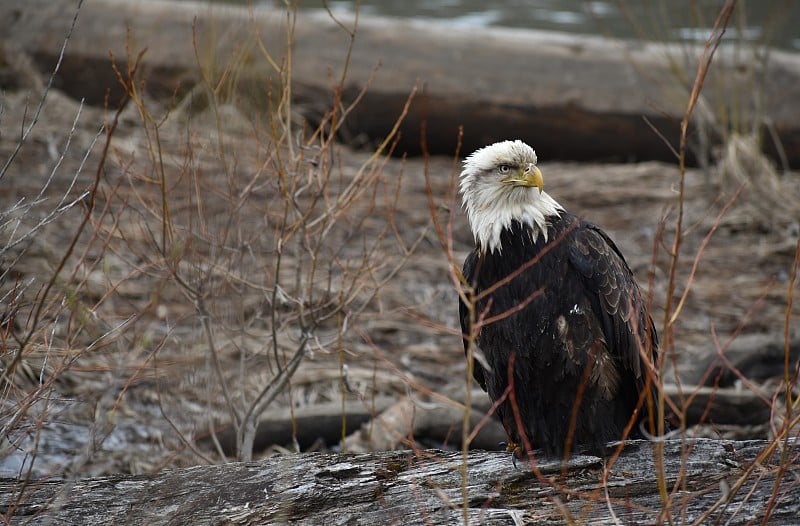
565 218 657 376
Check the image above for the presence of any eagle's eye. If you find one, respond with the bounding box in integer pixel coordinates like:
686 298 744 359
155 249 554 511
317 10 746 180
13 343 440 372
497 164 511 174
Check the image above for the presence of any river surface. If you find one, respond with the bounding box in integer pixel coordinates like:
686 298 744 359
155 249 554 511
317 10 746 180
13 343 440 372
216 0 799 51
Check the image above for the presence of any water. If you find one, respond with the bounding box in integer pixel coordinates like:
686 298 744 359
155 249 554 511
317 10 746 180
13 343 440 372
246 0 800 51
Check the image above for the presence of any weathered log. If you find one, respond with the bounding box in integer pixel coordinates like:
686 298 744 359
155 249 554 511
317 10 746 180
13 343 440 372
341 393 507 453
2 0 800 162
1 439 798 524
663 385 774 428
208 382 773 456
687 335 800 388
338 383 774 456
201 396 397 456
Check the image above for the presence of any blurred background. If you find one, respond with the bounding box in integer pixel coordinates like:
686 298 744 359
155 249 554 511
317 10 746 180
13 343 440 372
223 0 800 50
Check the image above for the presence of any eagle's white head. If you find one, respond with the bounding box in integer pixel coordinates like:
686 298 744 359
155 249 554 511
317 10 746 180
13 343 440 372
459 140 564 253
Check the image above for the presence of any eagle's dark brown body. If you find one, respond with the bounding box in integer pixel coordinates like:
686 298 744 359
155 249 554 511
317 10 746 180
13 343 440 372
460 213 659 457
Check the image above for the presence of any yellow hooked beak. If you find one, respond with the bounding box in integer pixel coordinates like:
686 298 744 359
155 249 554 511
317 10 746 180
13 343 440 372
502 164 544 193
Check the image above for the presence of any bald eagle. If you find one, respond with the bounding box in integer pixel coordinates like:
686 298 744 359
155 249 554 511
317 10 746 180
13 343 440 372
458 140 659 458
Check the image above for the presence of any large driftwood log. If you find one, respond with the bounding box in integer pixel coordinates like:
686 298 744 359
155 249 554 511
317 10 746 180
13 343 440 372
340 383 778 455
1 439 798 524
195 381 775 459
202 397 398 455
2 0 800 162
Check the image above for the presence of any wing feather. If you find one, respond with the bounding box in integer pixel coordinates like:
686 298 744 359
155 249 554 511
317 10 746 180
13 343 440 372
567 224 657 384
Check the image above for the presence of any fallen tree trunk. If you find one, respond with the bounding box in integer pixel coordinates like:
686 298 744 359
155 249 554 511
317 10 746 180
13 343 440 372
2 0 800 163
1 439 798 524
197 381 773 458
341 383 777 455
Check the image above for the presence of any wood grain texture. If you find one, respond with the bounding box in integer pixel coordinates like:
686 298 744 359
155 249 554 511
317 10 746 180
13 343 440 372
2 439 798 525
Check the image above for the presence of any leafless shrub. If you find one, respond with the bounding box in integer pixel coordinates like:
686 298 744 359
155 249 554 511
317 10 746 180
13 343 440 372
92 7 424 462
1 0 425 488
0 0 118 497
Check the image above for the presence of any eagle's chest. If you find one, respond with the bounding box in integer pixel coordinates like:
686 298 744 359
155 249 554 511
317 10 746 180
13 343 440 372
476 241 577 344
473 227 603 372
